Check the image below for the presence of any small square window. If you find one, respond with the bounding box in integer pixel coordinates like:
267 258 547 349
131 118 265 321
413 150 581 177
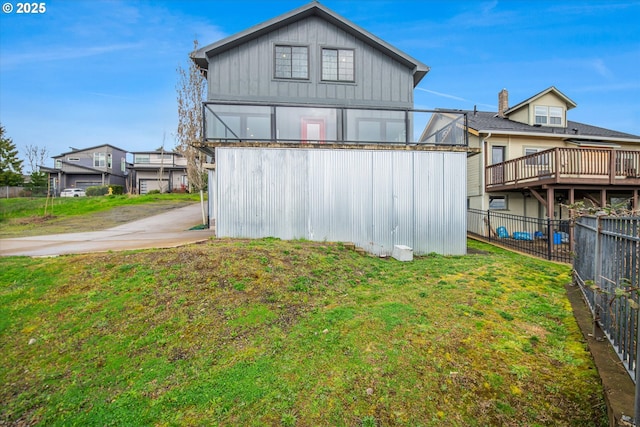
549 107 563 125
322 48 354 82
274 45 308 79
534 106 548 125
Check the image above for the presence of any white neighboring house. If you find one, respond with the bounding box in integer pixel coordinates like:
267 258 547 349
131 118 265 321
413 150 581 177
131 150 188 194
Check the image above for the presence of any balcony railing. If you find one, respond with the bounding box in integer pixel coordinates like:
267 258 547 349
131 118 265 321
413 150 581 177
486 147 640 190
201 102 468 147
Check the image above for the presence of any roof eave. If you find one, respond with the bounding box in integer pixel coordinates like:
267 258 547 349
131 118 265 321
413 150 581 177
474 129 640 144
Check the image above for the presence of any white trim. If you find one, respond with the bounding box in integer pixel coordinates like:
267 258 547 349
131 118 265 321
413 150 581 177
477 129 640 144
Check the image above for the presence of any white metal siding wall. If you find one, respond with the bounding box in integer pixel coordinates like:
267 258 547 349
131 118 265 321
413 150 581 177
214 147 466 255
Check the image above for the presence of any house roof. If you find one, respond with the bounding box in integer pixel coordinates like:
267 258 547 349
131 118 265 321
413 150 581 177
132 150 183 156
504 86 577 115
192 1 430 86
42 160 106 174
465 110 640 143
53 144 127 158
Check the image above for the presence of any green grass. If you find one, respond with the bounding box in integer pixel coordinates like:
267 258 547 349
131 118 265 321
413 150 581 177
0 193 201 237
0 193 200 221
0 238 606 426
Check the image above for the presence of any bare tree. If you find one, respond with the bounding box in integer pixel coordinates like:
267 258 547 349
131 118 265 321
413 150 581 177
24 144 49 174
176 39 207 225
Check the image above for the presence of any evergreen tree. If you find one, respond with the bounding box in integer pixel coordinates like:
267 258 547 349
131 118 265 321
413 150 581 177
0 125 24 186
28 171 48 196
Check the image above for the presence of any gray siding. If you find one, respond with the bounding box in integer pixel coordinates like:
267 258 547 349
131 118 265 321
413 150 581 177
213 147 466 256
208 16 414 109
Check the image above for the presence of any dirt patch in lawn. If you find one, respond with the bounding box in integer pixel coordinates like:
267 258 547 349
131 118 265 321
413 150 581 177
0 201 195 238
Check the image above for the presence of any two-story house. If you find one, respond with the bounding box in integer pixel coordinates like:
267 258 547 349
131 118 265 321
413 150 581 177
42 144 128 195
464 87 640 221
191 1 470 256
130 150 188 194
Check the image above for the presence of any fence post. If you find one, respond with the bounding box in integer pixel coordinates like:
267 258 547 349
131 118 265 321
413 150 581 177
547 218 552 261
487 210 492 242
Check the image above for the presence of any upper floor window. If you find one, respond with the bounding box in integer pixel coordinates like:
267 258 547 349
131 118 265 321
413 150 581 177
549 107 562 125
121 158 126 172
107 153 112 168
134 154 150 164
535 106 563 126
67 157 79 162
322 48 354 82
94 152 106 168
55 159 62 169
274 45 308 79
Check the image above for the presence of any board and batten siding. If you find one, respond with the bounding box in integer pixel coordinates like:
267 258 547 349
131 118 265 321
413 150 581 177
207 16 414 109
211 147 467 256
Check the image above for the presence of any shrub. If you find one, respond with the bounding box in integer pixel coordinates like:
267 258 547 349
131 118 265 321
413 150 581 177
109 185 124 195
85 186 109 197
147 190 161 195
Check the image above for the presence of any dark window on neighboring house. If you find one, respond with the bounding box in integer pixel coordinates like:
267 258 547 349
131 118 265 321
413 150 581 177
321 48 354 82
274 45 309 79
489 195 508 210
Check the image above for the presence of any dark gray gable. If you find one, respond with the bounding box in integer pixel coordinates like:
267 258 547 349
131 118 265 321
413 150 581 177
193 1 429 87
54 144 127 158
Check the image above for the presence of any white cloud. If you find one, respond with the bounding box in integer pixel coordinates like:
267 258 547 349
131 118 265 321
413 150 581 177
0 43 145 68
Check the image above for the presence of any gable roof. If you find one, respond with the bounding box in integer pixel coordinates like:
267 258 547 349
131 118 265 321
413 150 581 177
192 1 430 86
504 86 577 116
53 144 127 158
465 111 640 143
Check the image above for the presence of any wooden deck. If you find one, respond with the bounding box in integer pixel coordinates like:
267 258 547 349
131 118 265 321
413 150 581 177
486 147 640 191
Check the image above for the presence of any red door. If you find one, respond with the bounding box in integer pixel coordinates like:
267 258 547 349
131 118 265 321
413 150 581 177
301 118 325 144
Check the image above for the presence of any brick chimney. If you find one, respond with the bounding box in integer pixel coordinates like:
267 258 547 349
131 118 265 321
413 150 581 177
498 89 509 117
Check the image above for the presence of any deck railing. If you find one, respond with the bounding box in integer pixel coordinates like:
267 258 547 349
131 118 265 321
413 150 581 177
486 148 640 189
201 102 468 147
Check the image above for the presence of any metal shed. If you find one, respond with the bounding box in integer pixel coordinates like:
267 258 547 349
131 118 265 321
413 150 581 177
210 147 466 256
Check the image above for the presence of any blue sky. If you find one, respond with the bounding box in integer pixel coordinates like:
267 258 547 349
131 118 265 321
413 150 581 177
1 0 639 170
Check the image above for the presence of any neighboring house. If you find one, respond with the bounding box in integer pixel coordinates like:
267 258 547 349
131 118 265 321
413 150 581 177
130 150 188 194
42 144 128 195
461 87 640 220
192 1 470 256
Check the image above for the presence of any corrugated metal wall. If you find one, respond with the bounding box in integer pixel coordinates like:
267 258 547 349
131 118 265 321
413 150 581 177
212 147 466 256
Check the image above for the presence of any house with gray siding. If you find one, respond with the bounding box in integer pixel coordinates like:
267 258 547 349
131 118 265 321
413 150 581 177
131 150 188 194
192 1 470 256
42 144 128 195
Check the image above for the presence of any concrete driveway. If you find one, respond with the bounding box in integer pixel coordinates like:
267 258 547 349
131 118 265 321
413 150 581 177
0 203 215 257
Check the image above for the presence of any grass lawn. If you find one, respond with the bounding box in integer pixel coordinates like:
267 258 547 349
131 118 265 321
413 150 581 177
0 239 606 426
0 193 202 237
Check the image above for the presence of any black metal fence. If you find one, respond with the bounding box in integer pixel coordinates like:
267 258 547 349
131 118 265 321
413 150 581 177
573 215 640 422
467 208 573 263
